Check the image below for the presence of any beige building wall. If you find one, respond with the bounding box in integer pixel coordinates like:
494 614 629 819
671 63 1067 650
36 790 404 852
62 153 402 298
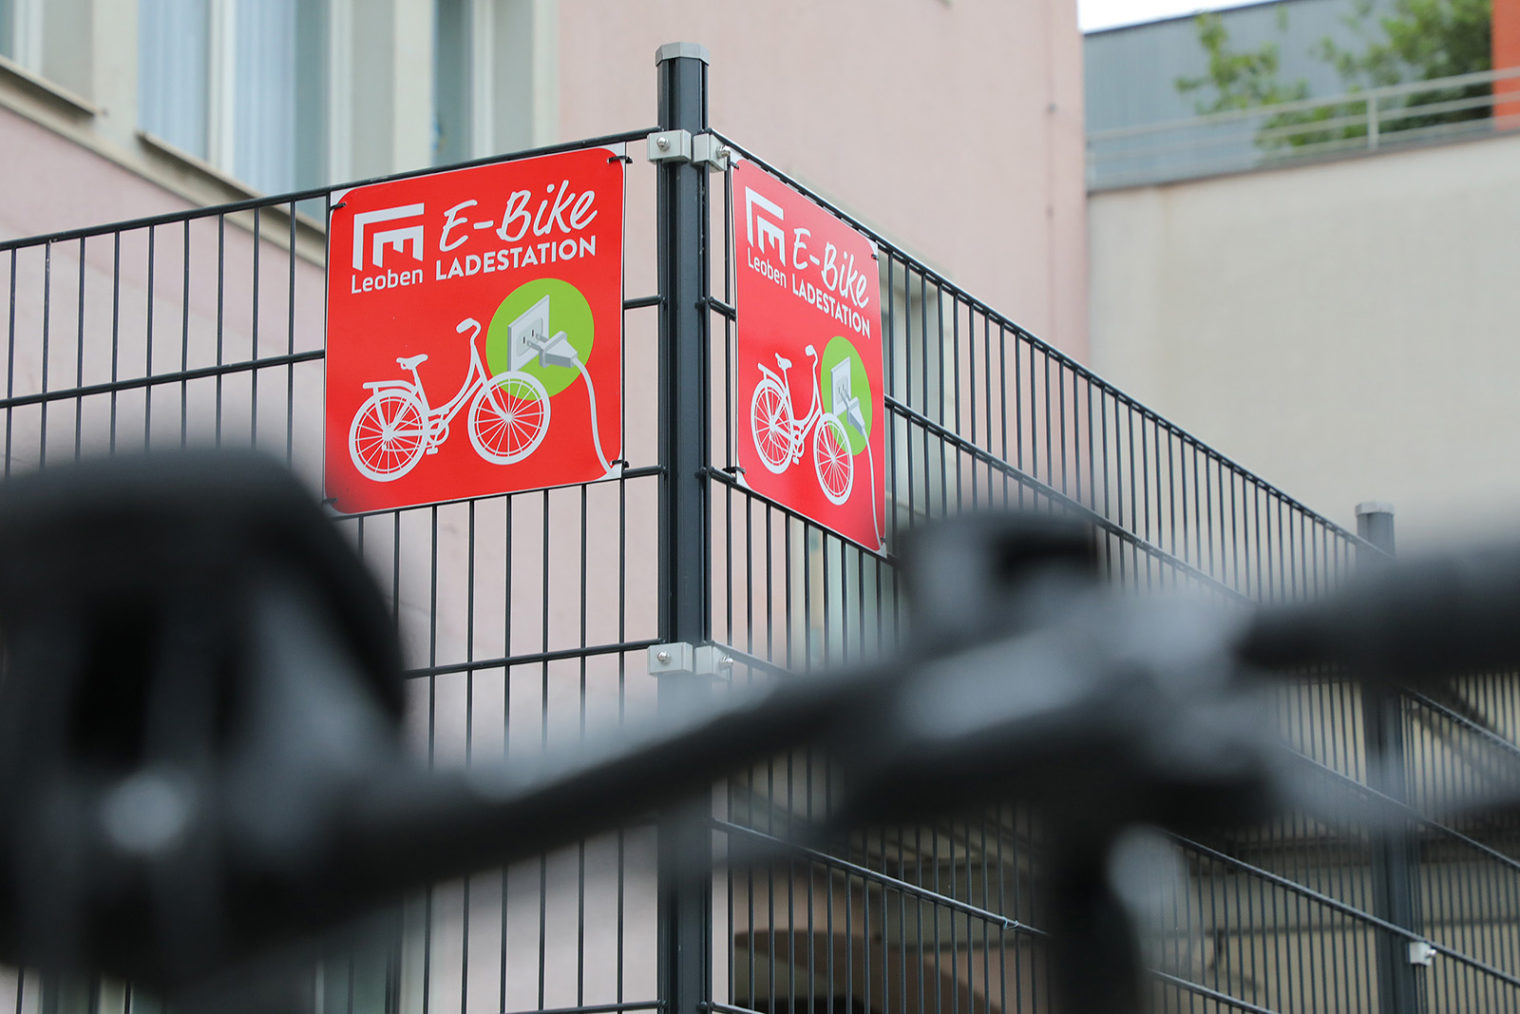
1088 133 1520 548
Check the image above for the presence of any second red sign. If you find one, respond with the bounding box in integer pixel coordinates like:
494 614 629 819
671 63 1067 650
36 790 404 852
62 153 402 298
734 160 885 552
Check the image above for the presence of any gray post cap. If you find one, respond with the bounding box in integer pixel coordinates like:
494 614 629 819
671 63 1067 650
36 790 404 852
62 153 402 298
656 42 710 65
1355 501 1395 517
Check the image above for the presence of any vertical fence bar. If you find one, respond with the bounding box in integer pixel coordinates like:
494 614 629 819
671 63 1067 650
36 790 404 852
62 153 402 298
1357 500 1422 1014
655 40 713 1014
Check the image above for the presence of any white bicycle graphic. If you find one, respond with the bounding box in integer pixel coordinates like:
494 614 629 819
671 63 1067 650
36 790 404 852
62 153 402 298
749 345 861 506
348 315 551 482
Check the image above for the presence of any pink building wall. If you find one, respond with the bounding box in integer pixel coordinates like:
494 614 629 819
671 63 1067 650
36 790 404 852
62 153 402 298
2 105 202 239
555 0 1089 360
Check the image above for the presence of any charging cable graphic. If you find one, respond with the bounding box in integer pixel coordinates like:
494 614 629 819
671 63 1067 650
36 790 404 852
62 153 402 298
510 297 618 478
832 370 885 551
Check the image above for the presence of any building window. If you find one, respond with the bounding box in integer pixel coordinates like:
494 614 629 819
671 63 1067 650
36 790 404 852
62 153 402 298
432 0 553 166
0 0 15 64
0 0 41 71
138 0 210 159
138 0 329 195
433 0 473 165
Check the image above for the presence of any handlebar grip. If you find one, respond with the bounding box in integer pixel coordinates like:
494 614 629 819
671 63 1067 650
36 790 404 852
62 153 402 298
456 318 481 337
1239 544 1520 681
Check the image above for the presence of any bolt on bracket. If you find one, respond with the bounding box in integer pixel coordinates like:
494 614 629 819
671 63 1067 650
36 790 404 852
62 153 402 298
646 131 729 171
691 134 731 171
648 642 734 678
1408 941 1437 967
646 130 693 164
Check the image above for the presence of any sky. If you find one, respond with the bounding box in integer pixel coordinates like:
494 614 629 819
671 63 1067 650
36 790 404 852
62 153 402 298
1078 0 1270 32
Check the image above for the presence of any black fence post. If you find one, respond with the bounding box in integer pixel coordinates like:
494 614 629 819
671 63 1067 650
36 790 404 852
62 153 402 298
655 40 713 1014
1357 501 1423 1014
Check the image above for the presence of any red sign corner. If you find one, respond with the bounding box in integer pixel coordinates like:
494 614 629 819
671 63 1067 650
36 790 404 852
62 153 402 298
325 145 625 513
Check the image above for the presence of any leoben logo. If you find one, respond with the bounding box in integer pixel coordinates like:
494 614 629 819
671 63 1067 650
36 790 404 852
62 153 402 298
744 188 785 263
352 204 425 271
350 203 426 294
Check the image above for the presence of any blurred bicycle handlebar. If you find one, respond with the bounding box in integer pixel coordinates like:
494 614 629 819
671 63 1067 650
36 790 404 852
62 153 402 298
0 452 1516 1013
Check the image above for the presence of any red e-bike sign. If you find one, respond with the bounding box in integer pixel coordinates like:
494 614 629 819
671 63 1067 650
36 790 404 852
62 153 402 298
735 160 885 552
325 146 624 514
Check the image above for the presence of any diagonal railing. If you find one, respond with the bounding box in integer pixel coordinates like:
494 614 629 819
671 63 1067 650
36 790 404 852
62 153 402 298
1089 66 1520 191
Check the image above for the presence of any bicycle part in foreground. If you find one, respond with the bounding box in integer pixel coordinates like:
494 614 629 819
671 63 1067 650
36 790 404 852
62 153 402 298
0 453 872 998
4 457 1520 1013
0 462 1283 1014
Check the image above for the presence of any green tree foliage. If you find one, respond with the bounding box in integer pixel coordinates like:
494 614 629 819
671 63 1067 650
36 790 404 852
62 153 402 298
1175 10 1347 150
1175 11 1311 113
1319 0 1492 132
1175 0 1493 151
1321 0 1491 86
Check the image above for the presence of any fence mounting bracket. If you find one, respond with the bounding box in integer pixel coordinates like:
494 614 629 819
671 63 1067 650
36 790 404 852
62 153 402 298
648 642 733 678
691 134 730 171
646 130 693 164
646 131 729 171
1408 941 1437 967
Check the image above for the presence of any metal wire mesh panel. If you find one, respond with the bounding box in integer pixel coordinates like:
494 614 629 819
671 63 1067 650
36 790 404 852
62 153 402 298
704 137 1520 1014
0 132 663 1014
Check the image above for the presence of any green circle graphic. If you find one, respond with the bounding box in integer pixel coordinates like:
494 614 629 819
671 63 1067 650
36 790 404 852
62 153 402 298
819 335 873 454
485 278 594 397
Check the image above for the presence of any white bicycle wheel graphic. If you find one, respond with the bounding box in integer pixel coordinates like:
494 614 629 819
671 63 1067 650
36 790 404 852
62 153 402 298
812 413 854 505
750 378 794 475
468 371 551 465
349 387 429 482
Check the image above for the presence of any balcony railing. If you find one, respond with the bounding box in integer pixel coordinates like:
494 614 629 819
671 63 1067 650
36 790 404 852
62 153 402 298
1088 65 1520 191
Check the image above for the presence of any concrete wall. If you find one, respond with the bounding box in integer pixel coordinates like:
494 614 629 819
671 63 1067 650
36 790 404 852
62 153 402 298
1088 132 1520 547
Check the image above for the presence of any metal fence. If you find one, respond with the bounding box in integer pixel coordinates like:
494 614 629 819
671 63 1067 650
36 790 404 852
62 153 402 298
1 43 1518 1014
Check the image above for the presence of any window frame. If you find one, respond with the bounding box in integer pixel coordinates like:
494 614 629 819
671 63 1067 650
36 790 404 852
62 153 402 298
138 0 337 196
0 0 43 71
